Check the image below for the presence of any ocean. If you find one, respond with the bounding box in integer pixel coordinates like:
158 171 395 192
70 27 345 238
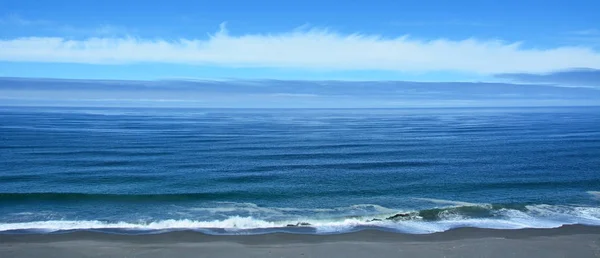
1 106 599 235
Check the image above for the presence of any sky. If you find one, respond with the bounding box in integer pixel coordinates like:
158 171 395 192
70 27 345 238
1 0 600 107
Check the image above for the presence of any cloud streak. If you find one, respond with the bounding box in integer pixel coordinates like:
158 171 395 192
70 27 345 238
496 68 600 88
0 14 50 26
2 77 600 108
1 25 600 74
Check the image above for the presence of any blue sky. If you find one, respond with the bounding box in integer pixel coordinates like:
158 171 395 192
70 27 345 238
1 0 600 81
1 0 600 107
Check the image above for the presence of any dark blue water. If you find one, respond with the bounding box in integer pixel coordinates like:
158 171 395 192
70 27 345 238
1 106 600 234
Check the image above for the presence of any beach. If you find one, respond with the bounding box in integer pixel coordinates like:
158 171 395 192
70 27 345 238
2 225 600 257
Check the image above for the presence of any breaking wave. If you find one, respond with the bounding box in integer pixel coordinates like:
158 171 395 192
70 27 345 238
2 203 600 235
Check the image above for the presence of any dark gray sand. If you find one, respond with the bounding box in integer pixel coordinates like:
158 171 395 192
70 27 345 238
2 225 600 257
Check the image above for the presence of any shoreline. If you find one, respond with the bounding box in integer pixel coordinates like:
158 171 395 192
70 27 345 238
2 225 600 257
2 224 600 243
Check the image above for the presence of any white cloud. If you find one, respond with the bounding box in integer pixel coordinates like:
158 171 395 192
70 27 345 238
1 25 600 74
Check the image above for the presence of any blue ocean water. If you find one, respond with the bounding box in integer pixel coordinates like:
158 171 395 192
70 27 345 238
1 106 600 234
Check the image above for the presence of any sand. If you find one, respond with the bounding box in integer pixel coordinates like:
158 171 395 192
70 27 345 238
1 225 600 257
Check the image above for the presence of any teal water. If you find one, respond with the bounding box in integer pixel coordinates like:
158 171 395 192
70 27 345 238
1 106 600 234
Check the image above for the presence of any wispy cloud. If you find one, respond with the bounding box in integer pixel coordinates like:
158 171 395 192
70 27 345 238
496 68 600 88
563 29 600 47
570 29 600 36
389 20 493 27
1 14 130 37
2 77 600 107
268 93 320 98
1 24 600 74
94 25 129 36
0 14 50 26
58 24 131 37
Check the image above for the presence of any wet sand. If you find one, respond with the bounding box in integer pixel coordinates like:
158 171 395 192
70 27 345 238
1 225 600 257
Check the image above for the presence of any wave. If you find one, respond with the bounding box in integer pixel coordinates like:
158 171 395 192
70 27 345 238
0 192 245 202
410 197 482 207
588 191 600 199
2 204 600 235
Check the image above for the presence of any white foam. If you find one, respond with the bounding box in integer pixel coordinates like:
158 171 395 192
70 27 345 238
524 204 600 225
411 197 486 207
186 203 400 219
2 204 600 235
0 216 280 232
0 217 587 235
587 191 600 200
0 218 480 234
187 202 286 215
